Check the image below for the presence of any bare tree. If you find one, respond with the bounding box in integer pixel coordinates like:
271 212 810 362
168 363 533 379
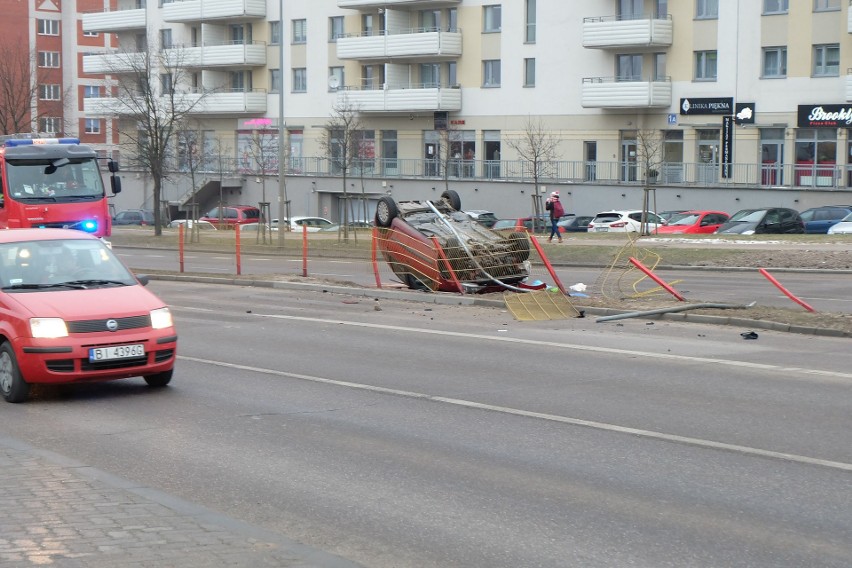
95 36 210 235
175 128 207 242
507 116 560 231
319 96 364 242
436 124 464 192
240 129 278 243
635 128 665 235
0 38 67 135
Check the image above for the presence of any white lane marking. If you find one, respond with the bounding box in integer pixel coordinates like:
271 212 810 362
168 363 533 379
177 354 852 473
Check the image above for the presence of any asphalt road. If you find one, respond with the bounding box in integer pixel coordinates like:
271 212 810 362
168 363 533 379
4 280 851 567
114 245 852 314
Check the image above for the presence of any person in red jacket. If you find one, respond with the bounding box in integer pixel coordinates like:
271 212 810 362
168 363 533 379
545 191 564 243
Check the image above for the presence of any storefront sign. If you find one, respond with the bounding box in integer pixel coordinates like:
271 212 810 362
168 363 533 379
735 103 755 125
797 104 852 127
721 116 733 178
680 97 733 115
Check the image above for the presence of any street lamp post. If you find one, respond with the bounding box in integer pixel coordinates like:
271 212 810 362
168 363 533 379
277 0 289 246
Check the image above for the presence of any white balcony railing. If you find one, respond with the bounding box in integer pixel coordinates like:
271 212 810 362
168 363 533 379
82 8 146 33
581 77 672 108
161 0 265 22
84 90 267 116
337 29 462 60
582 15 673 49
170 42 267 68
337 84 461 112
82 52 146 74
338 0 460 9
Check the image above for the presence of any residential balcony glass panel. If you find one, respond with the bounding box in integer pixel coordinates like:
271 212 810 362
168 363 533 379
582 14 673 49
82 8 146 33
336 29 462 61
338 0 460 9
161 0 266 23
581 76 672 108
169 42 267 68
82 52 146 74
336 83 460 113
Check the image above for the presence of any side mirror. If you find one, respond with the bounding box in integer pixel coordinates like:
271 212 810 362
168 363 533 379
108 160 120 173
111 176 122 194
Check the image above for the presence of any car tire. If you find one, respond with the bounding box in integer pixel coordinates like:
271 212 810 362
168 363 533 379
0 342 30 403
440 190 462 211
375 196 399 228
144 369 173 388
508 232 530 262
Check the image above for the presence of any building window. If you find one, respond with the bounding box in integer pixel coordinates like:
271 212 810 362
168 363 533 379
763 0 788 14
525 0 536 42
762 47 787 78
617 54 643 81
329 16 344 41
83 30 99 38
292 19 307 44
38 52 60 68
160 73 173 94
483 60 501 87
160 29 172 50
329 66 344 91
483 5 501 32
39 84 60 100
270 21 281 45
292 68 307 92
694 50 717 81
696 0 719 18
269 69 281 93
813 44 839 76
85 118 101 134
37 19 59 36
813 0 840 10
83 85 100 98
654 53 667 80
524 58 535 87
39 117 60 134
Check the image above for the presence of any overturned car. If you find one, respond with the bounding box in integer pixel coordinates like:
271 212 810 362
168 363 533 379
374 190 531 292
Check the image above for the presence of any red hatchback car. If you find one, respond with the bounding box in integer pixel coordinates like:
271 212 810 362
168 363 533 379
653 210 730 234
0 229 177 402
200 205 261 229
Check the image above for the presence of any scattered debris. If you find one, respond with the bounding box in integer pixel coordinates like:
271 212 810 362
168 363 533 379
740 331 759 340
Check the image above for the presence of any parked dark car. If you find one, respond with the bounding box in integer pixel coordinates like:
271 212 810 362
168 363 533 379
374 190 530 292
715 207 804 235
798 206 852 234
113 209 155 226
556 215 593 233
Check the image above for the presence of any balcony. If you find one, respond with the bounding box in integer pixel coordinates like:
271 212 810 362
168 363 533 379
170 42 267 68
82 8 146 33
581 77 672 108
338 0 461 9
337 29 462 60
161 0 265 22
582 15 673 49
337 84 461 113
82 52 146 74
84 90 267 116
846 72 852 101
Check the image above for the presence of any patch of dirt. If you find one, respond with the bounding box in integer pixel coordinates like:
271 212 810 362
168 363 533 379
691 248 852 271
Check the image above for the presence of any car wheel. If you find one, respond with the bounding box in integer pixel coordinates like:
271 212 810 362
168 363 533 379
508 232 530 262
375 196 399 228
144 369 173 388
440 190 462 211
0 342 30 403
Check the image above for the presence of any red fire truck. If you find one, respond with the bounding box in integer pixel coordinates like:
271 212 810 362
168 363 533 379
0 137 121 238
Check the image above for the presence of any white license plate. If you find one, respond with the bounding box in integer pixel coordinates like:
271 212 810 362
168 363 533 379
594 227 609 232
89 344 145 362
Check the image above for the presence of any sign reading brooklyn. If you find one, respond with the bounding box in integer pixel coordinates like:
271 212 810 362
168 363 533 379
798 104 852 127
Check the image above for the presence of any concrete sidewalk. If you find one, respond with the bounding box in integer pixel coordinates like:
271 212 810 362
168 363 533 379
0 436 362 568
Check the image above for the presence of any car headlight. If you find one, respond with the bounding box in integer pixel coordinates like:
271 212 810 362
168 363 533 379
150 307 173 330
30 318 68 338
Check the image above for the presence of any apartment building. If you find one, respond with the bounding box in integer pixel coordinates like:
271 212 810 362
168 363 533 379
77 0 852 215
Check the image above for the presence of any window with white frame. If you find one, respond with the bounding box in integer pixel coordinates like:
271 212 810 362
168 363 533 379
696 0 719 18
525 0 536 42
329 16 344 41
292 68 307 92
85 118 101 134
269 69 281 93
269 21 280 45
39 117 60 134
329 66 344 91
694 50 717 81
292 19 307 44
617 54 643 81
813 0 840 10
483 60 501 87
483 5 501 32
37 19 59 35
763 0 788 14
39 84 60 100
762 46 787 78
524 58 535 87
813 44 839 76
83 30 99 37
38 52 60 68
83 85 100 98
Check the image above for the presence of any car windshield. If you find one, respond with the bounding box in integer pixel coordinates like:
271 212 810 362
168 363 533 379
729 209 765 222
0 238 136 290
668 213 700 226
